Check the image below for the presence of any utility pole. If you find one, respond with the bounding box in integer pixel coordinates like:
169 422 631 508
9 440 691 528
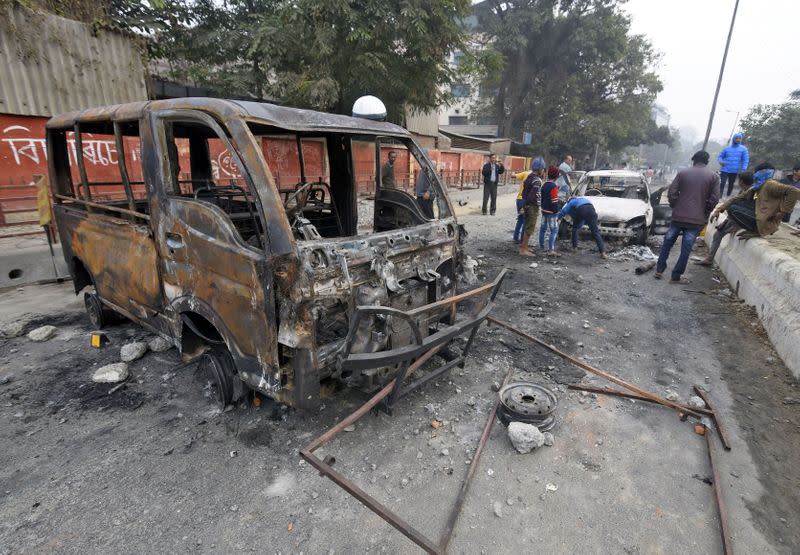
592 143 599 169
702 0 740 151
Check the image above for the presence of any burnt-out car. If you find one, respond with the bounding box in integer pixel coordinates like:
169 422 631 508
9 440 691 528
47 99 502 409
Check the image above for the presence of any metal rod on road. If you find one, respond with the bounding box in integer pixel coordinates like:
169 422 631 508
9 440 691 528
705 428 733 554
694 385 732 451
487 316 703 419
568 384 713 416
702 0 740 150
438 366 514 552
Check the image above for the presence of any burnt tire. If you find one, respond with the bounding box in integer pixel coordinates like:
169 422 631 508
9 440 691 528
558 220 570 239
634 225 648 246
84 292 117 329
199 347 241 408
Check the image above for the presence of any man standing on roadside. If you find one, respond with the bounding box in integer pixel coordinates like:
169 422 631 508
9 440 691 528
717 133 749 197
381 151 398 189
481 154 505 215
655 150 720 283
415 163 435 219
519 157 545 256
556 155 573 199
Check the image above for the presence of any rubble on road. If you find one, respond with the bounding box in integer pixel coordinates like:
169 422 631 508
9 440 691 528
609 245 657 261
1 321 26 338
27 325 56 342
147 336 172 353
92 362 129 383
493 501 503 517
120 341 148 362
507 422 545 454
688 396 707 409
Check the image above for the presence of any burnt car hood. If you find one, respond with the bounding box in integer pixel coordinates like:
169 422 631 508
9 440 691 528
588 197 650 222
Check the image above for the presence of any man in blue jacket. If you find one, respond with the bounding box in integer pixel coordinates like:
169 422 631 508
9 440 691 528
717 133 749 197
557 197 607 259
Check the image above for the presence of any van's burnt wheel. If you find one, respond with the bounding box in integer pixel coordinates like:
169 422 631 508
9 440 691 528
199 347 240 408
84 292 115 329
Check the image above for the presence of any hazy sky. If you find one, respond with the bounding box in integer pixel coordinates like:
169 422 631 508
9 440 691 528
625 0 800 143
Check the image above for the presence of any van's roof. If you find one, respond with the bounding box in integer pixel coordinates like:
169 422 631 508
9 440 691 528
46 97 410 137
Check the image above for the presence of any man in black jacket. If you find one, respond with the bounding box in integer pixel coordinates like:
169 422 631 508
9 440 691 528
481 154 505 215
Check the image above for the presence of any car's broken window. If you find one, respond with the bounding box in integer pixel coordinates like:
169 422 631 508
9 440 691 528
584 176 648 202
161 119 265 249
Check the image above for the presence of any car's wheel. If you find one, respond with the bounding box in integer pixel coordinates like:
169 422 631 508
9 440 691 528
199 346 240 408
84 292 117 329
558 220 570 239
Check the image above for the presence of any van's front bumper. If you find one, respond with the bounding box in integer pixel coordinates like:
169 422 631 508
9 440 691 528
337 270 507 372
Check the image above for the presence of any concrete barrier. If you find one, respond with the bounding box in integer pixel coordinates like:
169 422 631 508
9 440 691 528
704 218 800 378
0 235 69 289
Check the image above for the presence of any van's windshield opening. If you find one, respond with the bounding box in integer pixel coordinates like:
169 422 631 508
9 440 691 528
246 124 450 241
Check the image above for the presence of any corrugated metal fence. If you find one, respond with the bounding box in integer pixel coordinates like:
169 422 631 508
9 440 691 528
0 5 148 118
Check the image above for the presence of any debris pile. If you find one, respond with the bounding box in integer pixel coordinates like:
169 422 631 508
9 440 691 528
609 245 657 261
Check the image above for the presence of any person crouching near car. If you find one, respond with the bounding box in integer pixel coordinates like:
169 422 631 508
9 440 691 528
519 158 546 256
556 196 607 259
539 165 561 256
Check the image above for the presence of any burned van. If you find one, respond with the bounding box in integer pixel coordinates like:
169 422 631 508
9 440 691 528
47 98 502 409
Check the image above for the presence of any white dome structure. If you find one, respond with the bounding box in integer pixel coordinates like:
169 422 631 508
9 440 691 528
352 95 387 121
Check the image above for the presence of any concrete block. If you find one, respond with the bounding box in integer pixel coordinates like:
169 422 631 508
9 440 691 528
0 242 69 289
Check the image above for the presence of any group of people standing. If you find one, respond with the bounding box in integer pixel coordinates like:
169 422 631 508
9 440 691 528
656 147 800 283
511 156 606 259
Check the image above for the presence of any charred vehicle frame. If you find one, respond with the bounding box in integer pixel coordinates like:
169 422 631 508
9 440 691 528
47 98 501 410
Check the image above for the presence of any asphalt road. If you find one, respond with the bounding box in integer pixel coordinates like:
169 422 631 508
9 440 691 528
0 188 798 554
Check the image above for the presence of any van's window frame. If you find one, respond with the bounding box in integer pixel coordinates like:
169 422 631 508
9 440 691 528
154 109 268 251
50 120 151 222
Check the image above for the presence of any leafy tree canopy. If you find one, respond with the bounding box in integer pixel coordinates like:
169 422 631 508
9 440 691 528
105 0 471 121
739 95 800 170
469 0 664 159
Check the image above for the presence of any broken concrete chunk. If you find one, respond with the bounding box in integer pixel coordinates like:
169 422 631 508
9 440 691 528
665 390 680 402
543 432 554 447
688 396 706 409
493 501 503 518
1 321 26 338
27 325 56 342
92 362 129 383
507 422 545 454
491 381 502 392
147 336 172 353
120 341 148 362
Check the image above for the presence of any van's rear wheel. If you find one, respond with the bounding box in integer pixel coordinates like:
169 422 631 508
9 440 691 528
199 347 240 408
84 292 115 329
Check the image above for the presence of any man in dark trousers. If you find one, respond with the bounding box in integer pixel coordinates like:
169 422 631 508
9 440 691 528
556 196 607 259
481 154 505 215
655 150 720 283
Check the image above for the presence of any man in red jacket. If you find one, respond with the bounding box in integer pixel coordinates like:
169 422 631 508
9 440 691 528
655 150 720 283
